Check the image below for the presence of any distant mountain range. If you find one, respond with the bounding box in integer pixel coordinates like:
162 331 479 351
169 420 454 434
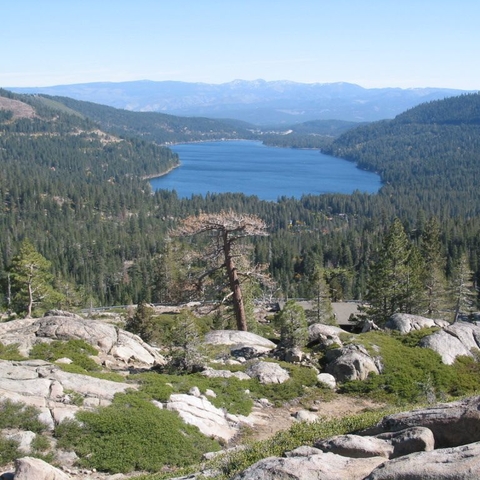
9 80 471 125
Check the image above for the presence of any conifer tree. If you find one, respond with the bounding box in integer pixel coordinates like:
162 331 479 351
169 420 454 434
449 253 476 322
9 240 62 317
309 265 335 324
364 219 423 324
420 217 447 317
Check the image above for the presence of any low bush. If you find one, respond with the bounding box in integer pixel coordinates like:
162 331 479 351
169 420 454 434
0 400 45 433
340 331 477 403
30 339 100 372
55 391 220 473
0 436 21 465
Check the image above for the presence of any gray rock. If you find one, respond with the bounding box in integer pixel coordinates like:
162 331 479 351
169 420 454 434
317 373 336 389
201 367 251 381
308 323 345 348
245 361 290 384
385 313 449 334
315 434 393 459
166 393 237 442
362 396 480 448
0 359 133 430
232 451 386 480
204 330 276 353
293 410 318 423
14 457 70 480
0 315 164 366
420 321 480 364
314 427 434 460
365 441 480 479
325 344 380 382
375 426 435 459
5 431 36 454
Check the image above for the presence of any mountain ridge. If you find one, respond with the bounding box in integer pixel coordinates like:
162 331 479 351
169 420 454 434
10 79 470 125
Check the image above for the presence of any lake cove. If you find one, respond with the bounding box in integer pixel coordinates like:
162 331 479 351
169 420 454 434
150 140 381 201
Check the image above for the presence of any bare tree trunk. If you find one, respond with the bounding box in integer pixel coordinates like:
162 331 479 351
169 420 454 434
26 281 33 318
223 232 248 331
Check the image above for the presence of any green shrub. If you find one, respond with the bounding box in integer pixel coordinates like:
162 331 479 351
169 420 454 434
0 400 45 432
55 392 220 473
0 436 21 465
341 331 468 403
134 372 253 416
0 342 25 361
245 362 319 406
30 339 100 372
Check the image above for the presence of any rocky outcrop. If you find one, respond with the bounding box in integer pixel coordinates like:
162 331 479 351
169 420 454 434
385 313 449 334
365 442 480 479
204 330 276 354
0 359 133 430
245 361 290 384
361 396 480 448
419 321 480 364
232 449 386 480
314 427 434 459
233 397 480 480
325 344 381 382
201 366 251 381
308 323 345 348
0 314 164 367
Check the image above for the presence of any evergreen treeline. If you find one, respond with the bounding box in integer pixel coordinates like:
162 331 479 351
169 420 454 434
0 89 479 316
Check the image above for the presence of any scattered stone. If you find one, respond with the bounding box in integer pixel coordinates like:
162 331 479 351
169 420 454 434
317 373 336 389
293 410 318 423
308 323 345 348
201 366 251 381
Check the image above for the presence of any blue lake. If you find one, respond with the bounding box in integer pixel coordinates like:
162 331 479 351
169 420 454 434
150 140 381 201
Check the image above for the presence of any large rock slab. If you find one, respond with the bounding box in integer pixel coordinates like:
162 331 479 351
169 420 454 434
232 449 386 480
325 344 380 382
362 396 480 448
204 330 276 353
166 393 237 442
14 457 70 480
365 441 480 479
0 314 164 367
315 427 434 460
385 313 449 334
420 321 480 364
0 359 133 430
245 361 290 384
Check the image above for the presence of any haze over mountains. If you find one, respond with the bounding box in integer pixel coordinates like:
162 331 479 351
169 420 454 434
9 79 470 125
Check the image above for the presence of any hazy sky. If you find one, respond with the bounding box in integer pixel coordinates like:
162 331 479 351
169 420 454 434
3 0 480 90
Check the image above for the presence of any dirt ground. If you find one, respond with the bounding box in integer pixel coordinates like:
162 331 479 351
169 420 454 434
242 395 384 442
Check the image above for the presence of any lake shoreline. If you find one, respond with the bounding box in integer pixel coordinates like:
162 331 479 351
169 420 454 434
150 140 381 201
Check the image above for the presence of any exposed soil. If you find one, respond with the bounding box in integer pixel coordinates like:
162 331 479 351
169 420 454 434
0 97 36 119
243 395 385 443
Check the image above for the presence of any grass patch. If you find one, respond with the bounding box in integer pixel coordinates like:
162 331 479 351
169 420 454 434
55 391 220 473
0 342 25 361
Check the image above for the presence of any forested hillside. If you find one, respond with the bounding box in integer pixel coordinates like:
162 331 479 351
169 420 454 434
0 89 479 317
42 95 256 145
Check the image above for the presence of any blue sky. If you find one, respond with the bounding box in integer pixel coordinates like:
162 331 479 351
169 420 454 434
3 0 480 89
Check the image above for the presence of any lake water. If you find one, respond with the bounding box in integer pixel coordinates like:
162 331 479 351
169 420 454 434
150 140 381 201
